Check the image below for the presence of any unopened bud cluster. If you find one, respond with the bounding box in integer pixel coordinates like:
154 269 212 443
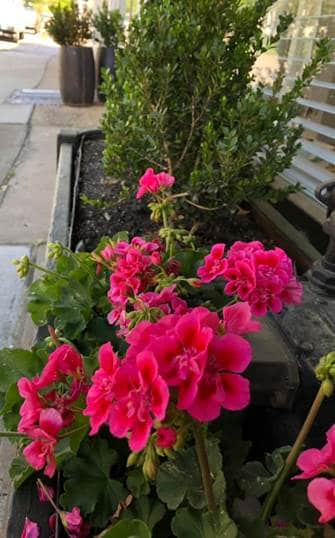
316 352 335 397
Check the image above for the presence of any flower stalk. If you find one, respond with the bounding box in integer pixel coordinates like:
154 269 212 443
194 422 216 512
261 383 327 522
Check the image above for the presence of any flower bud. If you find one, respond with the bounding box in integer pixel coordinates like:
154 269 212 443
127 451 140 467
13 255 30 278
48 242 63 260
322 378 334 397
143 457 158 480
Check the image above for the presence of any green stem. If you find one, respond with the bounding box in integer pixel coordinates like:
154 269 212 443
194 422 216 512
58 424 87 439
37 479 60 514
162 208 173 258
0 431 26 438
261 384 326 522
29 262 68 279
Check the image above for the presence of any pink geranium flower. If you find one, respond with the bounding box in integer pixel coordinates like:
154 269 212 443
197 243 227 284
308 478 335 524
21 517 39 538
186 333 251 421
23 408 63 478
136 168 175 199
109 351 169 451
294 425 335 480
156 427 177 449
84 342 120 435
224 260 256 300
37 344 84 389
17 378 43 432
61 507 91 538
148 310 213 410
223 302 261 335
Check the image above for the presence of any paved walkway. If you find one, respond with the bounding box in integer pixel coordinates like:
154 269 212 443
0 36 103 536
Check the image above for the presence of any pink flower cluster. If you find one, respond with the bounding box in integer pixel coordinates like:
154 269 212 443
136 168 175 199
85 302 259 452
101 237 186 334
21 507 90 538
197 241 303 316
293 425 335 524
17 344 86 477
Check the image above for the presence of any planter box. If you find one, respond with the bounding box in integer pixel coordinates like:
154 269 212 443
7 128 330 536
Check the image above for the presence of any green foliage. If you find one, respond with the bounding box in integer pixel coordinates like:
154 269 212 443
171 507 238 538
102 0 331 211
27 251 109 342
156 440 225 510
93 1 124 49
123 496 166 531
60 437 127 527
46 1 92 46
100 519 152 538
0 348 45 431
9 456 35 489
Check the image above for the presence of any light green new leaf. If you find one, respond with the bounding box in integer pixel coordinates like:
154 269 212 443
0 348 44 393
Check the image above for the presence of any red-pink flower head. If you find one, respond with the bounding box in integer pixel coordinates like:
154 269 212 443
308 478 335 524
23 408 63 478
61 507 90 538
21 517 40 538
293 425 335 480
186 332 252 422
84 342 120 435
17 378 43 433
148 310 213 411
36 344 84 389
136 168 175 199
108 351 169 452
198 243 227 284
37 481 55 502
223 302 261 335
156 427 177 449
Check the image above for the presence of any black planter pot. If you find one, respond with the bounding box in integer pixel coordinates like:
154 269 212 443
60 47 95 107
96 46 115 102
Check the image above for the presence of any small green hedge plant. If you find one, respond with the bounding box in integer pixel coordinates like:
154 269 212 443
101 0 330 210
93 1 124 49
46 0 92 46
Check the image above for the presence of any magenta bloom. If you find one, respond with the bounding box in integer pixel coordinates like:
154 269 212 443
37 481 54 502
136 168 175 199
224 242 302 316
23 408 63 478
224 260 256 301
294 425 335 480
148 310 213 410
21 517 39 538
109 351 169 451
223 302 261 335
186 333 251 421
197 244 228 284
61 507 91 538
37 344 84 389
308 478 335 524
84 342 120 435
156 427 177 449
17 378 43 433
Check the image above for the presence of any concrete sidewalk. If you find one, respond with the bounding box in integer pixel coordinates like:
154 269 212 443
0 42 104 536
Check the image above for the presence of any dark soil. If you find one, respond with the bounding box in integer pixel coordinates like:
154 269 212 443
72 138 270 251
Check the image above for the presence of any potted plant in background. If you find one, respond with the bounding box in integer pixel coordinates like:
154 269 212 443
46 1 95 106
93 1 124 102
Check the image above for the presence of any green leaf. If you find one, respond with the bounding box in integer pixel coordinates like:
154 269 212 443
123 496 165 531
100 519 151 538
156 441 223 510
171 507 238 538
9 456 35 489
238 461 272 498
127 469 150 498
60 438 127 528
0 348 44 393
